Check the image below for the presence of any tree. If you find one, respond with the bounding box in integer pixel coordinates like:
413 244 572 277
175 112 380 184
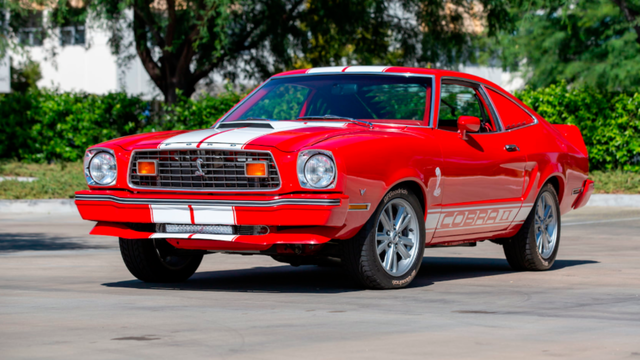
2 0 514 103
493 0 640 91
93 0 514 103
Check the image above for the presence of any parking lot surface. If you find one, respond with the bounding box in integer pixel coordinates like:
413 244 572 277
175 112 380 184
1 207 640 359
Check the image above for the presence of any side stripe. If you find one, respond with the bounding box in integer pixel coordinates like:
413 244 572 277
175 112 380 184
513 205 534 222
427 203 525 233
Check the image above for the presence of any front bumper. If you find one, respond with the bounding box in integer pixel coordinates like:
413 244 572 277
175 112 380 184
75 190 350 250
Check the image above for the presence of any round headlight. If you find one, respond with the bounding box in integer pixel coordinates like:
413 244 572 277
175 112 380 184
304 154 335 188
89 152 117 185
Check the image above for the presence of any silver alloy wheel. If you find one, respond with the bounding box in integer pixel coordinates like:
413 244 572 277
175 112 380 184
534 192 558 259
375 198 420 276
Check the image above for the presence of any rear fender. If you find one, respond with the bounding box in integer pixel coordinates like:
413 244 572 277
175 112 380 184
553 124 588 157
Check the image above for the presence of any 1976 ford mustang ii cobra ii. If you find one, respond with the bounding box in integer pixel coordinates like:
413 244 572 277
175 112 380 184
75 66 594 289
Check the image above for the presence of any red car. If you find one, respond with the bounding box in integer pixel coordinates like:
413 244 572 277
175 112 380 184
75 66 593 289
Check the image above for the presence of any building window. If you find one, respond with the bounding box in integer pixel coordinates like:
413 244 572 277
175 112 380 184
56 1 87 46
60 24 85 46
17 11 45 47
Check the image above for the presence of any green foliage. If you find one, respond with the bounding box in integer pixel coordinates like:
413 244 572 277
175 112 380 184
10 59 42 93
243 84 309 121
589 170 640 194
2 84 638 174
0 89 242 162
516 83 640 171
493 0 640 91
0 160 87 199
149 91 242 132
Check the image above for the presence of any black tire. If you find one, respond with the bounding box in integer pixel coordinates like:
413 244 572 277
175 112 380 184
119 238 203 282
503 183 561 271
342 187 425 289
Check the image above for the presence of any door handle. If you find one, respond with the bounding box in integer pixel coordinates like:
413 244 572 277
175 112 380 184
505 144 520 152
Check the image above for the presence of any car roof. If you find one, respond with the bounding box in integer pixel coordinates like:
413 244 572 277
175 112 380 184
272 66 504 91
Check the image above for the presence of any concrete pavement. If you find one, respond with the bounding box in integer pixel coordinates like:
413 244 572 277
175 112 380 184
1 207 639 359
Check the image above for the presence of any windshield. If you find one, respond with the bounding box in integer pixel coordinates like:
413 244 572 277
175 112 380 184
221 75 433 123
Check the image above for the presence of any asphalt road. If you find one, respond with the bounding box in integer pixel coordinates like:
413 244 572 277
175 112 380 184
1 207 640 359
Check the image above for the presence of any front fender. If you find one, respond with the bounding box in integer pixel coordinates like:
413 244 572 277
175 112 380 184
312 129 442 238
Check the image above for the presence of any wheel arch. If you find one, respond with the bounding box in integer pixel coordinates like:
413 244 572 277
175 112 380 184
541 174 564 204
388 179 427 218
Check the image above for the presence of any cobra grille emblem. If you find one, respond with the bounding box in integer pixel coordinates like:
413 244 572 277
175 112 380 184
194 158 205 176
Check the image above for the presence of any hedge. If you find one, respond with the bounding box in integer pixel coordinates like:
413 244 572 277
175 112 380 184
1 85 638 171
516 83 640 172
0 89 242 162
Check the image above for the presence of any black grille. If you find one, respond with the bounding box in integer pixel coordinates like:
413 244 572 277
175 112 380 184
129 150 280 190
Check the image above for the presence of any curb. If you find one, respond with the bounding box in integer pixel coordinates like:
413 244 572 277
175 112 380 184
586 194 640 208
0 199 78 214
0 194 639 214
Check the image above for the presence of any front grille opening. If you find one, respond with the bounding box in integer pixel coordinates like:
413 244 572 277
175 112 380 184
157 224 269 236
130 150 280 190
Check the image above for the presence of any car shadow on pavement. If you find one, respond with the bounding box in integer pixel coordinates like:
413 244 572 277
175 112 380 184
409 257 598 287
102 256 598 293
0 232 112 252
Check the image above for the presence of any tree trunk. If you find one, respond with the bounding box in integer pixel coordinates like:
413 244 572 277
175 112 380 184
162 78 196 105
164 84 178 105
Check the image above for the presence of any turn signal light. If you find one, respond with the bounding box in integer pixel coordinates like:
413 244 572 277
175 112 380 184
349 204 370 211
246 162 267 177
138 161 157 175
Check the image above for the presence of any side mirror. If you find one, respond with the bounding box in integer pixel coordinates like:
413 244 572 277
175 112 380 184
458 116 481 140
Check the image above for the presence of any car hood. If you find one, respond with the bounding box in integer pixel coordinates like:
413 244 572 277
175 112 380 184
100 121 364 153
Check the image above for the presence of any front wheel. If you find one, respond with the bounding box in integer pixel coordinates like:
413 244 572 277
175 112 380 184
503 183 561 271
119 238 203 282
342 187 425 289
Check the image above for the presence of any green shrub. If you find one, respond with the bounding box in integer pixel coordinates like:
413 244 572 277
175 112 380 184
516 83 640 172
0 89 243 162
2 85 638 171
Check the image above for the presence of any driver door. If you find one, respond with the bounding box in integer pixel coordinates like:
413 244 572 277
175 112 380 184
433 80 527 238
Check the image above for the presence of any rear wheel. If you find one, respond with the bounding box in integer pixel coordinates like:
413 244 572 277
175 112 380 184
343 187 425 289
119 238 203 282
503 184 560 270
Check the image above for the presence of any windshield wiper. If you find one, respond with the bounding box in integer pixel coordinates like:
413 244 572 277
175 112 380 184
297 115 373 129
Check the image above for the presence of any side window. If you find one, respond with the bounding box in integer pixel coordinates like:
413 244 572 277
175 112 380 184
438 83 495 132
486 88 535 130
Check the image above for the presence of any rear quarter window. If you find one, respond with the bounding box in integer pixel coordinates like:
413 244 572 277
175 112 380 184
486 88 535 130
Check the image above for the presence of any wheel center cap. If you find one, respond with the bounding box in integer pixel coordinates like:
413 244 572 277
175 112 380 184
391 231 399 243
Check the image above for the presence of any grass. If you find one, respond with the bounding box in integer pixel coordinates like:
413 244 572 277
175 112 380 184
0 161 88 199
590 170 640 194
0 161 638 199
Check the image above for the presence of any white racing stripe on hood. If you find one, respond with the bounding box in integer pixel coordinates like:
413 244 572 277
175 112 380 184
157 128 221 148
159 121 348 150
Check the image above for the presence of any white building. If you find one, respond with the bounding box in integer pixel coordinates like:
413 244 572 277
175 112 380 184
2 8 159 98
